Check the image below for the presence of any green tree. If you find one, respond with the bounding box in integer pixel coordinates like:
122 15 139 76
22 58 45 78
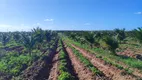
1 33 11 46
104 36 119 55
32 27 45 49
134 27 142 43
13 32 22 43
114 28 126 43
21 34 36 55
84 32 96 48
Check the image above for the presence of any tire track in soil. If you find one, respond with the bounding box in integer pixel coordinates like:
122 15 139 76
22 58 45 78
21 40 58 80
70 44 137 80
48 52 59 80
61 41 79 80
65 45 97 80
35 41 59 80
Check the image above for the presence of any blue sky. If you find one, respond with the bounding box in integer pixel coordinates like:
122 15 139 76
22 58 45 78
0 0 142 31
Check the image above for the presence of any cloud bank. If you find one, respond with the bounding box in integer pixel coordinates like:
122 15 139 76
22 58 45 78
135 12 142 14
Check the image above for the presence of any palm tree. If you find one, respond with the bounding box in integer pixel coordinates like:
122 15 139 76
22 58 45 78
69 33 77 41
32 27 47 50
114 28 126 43
134 27 142 43
1 33 11 46
21 34 36 55
13 32 22 43
45 30 52 42
32 27 45 43
84 32 96 48
104 36 119 55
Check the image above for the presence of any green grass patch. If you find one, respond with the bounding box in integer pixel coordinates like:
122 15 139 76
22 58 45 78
67 43 102 75
58 41 75 80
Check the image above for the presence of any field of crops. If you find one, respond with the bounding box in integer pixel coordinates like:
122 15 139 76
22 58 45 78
1 27 142 80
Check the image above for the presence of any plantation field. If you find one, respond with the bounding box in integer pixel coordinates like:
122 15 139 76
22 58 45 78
0 27 142 80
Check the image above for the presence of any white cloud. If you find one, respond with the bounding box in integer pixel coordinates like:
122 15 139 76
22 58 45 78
44 19 54 22
33 23 41 26
134 12 142 14
84 23 91 25
0 22 56 32
0 24 32 32
32 23 54 30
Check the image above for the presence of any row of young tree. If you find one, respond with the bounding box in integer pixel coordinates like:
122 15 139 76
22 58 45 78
64 27 142 55
0 27 58 56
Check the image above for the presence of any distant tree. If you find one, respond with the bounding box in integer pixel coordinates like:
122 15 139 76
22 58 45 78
1 33 11 46
69 33 76 40
104 36 119 55
114 28 126 43
45 30 52 42
13 32 22 43
21 34 36 55
134 27 142 43
32 27 44 43
84 32 96 48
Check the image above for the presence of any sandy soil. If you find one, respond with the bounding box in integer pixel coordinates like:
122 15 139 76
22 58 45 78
48 52 59 80
71 44 137 80
66 46 98 80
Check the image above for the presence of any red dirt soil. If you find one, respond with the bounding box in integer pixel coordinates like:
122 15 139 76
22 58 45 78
117 48 135 58
70 44 137 80
48 52 59 80
117 48 142 61
66 46 98 80
21 40 59 80
116 50 142 78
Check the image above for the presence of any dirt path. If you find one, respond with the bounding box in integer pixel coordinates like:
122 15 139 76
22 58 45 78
117 48 142 61
65 46 97 80
21 40 59 80
21 50 57 80
61 41 79 80
117 48 135 58
48 52 59 80
81 44 142 78
70 44 137 80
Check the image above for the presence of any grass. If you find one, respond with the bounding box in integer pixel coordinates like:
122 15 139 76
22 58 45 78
0 39 57 78
66 38 140 75
67 43 102 75
58 40 75 80
0 51 32 76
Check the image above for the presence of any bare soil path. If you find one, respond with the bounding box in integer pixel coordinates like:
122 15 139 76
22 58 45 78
48 52 59 80
65 45 97 80
21 40 59 80
61 41 79 80
70 44 137 80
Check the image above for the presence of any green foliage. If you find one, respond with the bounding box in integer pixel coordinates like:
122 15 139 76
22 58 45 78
124 67 133 75
45 30 52 42
32 27 45 43
68 38 142 72
21 34 36 55
134 27 142 43
84 32 97 48
68 44 102 75
13 32 22 43
103 36 119 54
114 28 126 42
58 49 74 80
0 27 57 79
58 40 74 80
58 72 74 80
0 33 11 46
0 52 32 76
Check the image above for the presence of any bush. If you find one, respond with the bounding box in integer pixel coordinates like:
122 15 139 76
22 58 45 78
58 72 74 80
0 52 32 76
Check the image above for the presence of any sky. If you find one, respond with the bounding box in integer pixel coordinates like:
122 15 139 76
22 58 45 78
0 0 142 31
